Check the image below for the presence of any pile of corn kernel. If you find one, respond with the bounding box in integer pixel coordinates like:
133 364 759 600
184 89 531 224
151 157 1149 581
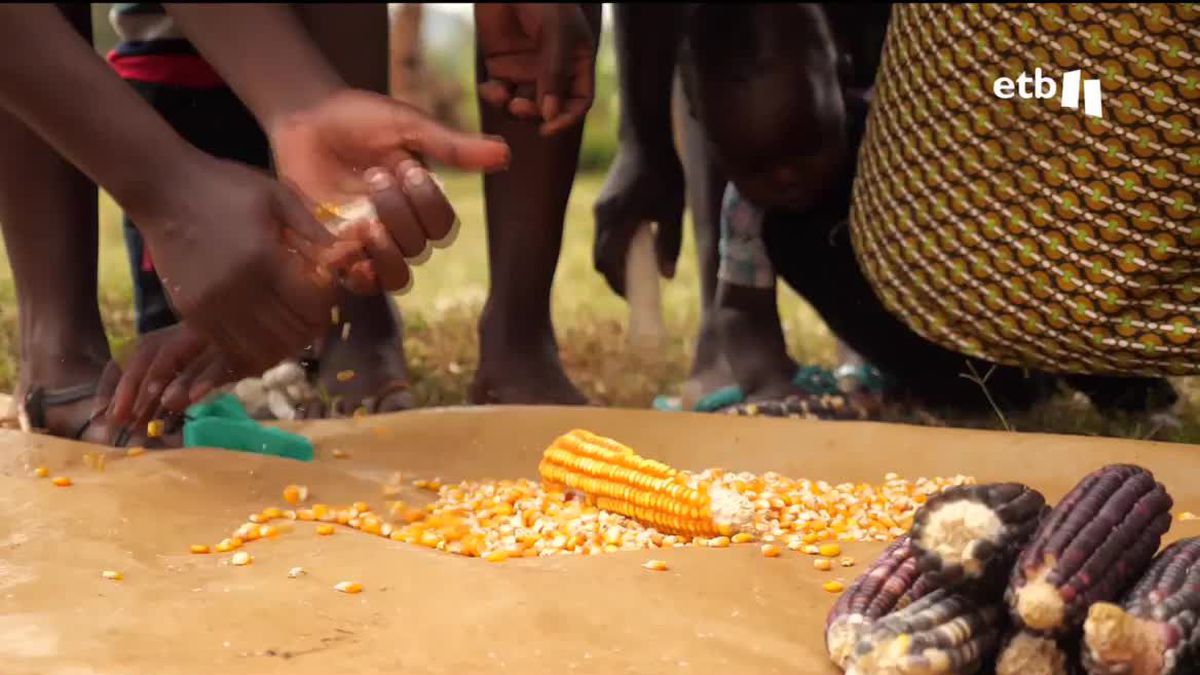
198 471 975 563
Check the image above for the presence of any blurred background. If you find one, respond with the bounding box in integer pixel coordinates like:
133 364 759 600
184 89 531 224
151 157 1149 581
0 4 1188 442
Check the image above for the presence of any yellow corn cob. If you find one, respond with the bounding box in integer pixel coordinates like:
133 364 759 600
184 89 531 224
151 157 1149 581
538 429 753 537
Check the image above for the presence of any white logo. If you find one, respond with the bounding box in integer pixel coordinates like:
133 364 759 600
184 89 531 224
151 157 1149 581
992 68 1103 118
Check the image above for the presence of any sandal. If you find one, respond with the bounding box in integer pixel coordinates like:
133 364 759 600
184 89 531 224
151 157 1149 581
22 383 182 447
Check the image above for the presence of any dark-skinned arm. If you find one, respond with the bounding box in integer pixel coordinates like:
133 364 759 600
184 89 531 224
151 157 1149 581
593 3 690 296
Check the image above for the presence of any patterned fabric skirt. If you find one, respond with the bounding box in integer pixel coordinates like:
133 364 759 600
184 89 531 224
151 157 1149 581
850 4 1199 376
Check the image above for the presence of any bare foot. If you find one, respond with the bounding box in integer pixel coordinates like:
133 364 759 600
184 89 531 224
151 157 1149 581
299 295 414 418
470 316 587 405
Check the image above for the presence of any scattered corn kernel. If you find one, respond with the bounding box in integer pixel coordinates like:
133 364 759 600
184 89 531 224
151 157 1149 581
316 523 336 536
146 419 164 438
101 570 123 581
731 533 756 544
190 544 210 554
839 557 856 567
288 566 306 578
334 581 362 594
819 544 842 557
708 536 731 548
215 538 242 553
823 580 845 593
330 449 348 459
230 551 252 566
352 501 370 514
282 485 308 505
813 558 833 571
126 446 146 458
33 466 48 478
261 507 284 520
1179 511 1199 521
483 551 508 563
803 545 820 555
336 370 356 382
642 559 669 571
761 544 782 558
258 525 279 539
51 476 72 487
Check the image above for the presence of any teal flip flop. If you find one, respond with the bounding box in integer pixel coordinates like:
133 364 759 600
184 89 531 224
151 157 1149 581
183 393 314 461
652 365 858 413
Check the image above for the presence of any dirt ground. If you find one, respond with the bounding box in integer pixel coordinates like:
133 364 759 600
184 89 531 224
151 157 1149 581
2 406 1198 675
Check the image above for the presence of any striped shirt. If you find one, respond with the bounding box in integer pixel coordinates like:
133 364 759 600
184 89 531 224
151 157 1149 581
107 3 225 88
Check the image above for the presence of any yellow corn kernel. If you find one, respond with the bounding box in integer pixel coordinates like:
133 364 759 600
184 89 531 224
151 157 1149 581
334 581 362 594
1179 511 1199 521
316 524 336 536
282 484 308 506
483 551 508 563
258 525 279 539
261 507 284 520
761 544 782 558
330 448 348 459
336 510 352 525
642 559 669 571
189 544 210 554
352 501 370 514
146 419 164 438
819 543 842 557
248 513 265 524
803 545 820 555
33 466 49 478
840 557 856 567
708 536 731 548
126 446 146 458
336 370 356 382
101 570 123 581
230 551 252 566
296 509 315 521
312 503 331 520
731 532 755 544
51 476 72 487
215 538 241 553
813 558 833 571
288 566 306 578
823 580 845 593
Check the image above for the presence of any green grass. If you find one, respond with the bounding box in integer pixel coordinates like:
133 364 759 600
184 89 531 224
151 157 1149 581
0 170 1195 443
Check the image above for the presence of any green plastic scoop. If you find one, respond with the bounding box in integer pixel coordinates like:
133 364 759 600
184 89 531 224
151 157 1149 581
182 393 314 461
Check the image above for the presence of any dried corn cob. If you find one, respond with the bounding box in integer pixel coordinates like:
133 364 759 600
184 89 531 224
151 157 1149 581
845 588 1008 675
538 429 753 537
1082 537 1200 675
826 535 939 669
910 482 1047 587
995 629 1076 675
1006 465 1173 637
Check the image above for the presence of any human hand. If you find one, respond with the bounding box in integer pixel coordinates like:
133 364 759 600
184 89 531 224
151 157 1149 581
475 3 599 135
131 154 346 375
592 144 685 297
267 88 510 293
104 323 245 427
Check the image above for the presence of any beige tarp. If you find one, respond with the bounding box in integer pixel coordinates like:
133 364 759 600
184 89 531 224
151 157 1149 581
2 406 1198 675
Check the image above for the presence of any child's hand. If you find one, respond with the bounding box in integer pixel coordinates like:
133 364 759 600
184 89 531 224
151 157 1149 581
593 145 685 297
266 88 510 293
131 155 345 375
475 4 599 135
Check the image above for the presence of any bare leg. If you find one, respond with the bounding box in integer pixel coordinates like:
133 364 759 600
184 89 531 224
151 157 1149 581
293 3 412 415
674 74 739 408
0 5 166 444
468 8 603 405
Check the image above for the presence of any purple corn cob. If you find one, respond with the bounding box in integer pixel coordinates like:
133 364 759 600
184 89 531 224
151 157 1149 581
825 536 939 669
910 482 1047 587
1006 464 1174 636
846 587 1008 675
1083 537 1200 675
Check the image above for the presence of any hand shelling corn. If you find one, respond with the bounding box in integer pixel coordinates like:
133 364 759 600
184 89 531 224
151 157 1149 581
826 463 1191 675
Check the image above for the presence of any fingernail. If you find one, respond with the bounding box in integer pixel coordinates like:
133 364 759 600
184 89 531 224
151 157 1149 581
404 165 428 187
396 274 414 297
364 167 394 191
431 217 461 250
405 243 433 267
